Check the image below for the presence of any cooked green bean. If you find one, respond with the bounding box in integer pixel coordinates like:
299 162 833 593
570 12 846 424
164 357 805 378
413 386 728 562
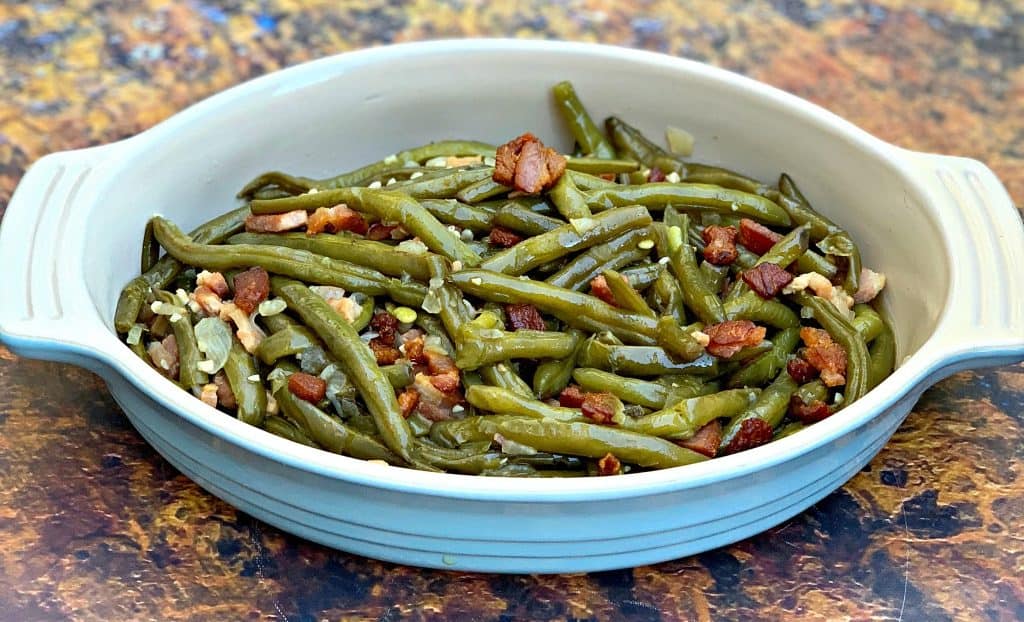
655 316 707 362
387 166 495 199
552 81 616 158
649 268 688 325
665 221 726 324
566 169 618 191
140 220 160 273
852 304 885 342
586 183 791 227
455 327 577 370
564 157 640 175
622 263 663 291
420 199 494 234
867 325 896 389
578 338 719 377
456 177 509 203
263 415 318 448
773 421 806 440
628 388 759 439
548 172 592 220
412 442 503 475
573 368 668 409
727 327 800 388
532 329 585 399
727 224 810 302
602 269 655 317
724 291 800 329
256 325 319 365
546 228 653 290
719 371 797 451
794 379 828 405
492 203 565 236
794 291 870 404
168 312 208 391
466 385 581 422
381 361 415 389
276 387 401 463
223 339 267 427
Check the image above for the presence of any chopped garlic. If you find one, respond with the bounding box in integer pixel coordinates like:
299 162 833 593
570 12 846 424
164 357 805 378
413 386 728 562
383 153 398 164
460 229 474 242
658 256 670 265
425 156 448 168
175 288 190 305
569 217 597 234
409 171 424 179
258 298 287 316
393 306 418 324
637 239 654 250
665 171 681 183
247 374 261 382
367 180 382 189
470 277 483 286
451 260 463 272
691 330 711 347
483 156 496 167
386 177 397 186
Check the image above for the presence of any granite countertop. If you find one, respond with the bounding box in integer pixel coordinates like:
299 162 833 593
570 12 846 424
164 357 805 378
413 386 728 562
1 1 1022 620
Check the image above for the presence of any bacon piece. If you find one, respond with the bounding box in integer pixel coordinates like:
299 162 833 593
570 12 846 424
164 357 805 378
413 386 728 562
853 267 886 304
558 385 586 408
424 350 461 393
647 167 666 183
401 331 427 364
147 334 179 379
412 373 462 421
219 302 266 353
288 372 327 403
244 209 308 233
196 270 230 297
397 387 420 418
306 205 368 236
369 338 401 365
742 262 794 299
232 267 270 315
581 392 620 425
677 420 723 458
722 418 774 454
213 371 236 409
701 225 739 266
800 327 847 387
429 371 460 393
192 285 223 316
366 223 407 241
492 132 567 194
199 383 219 408
488 225 522 248
371 311 399 344
790 396 832 423
704 320 767 358
738 218 783 255
786 356 819 384
597 453 622 476
505 303 546 331
328 297 362 323
589 275 617 306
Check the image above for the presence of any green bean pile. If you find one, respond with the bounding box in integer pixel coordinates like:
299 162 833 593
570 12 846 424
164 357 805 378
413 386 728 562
115 81 895 476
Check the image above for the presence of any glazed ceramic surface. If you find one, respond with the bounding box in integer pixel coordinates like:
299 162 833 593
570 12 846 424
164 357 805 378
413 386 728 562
1 40 1021 572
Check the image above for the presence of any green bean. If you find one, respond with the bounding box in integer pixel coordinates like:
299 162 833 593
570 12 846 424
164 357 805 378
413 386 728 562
509 453 586 471
566 169 618 191
605 116 669 166
256 325 319 365
651 155 768 196
238 171 317 198
564 157 640 175
548 172 592 220
578 338 719 377
492 203 565 236
867 325 896 390
263 415 319 448
727 224 810 302
622 263 663 291
773 421 806 440
415 314 456 356
375 166 495 199
465 385 581 422
381 361 415 389
700 261 729 294
412 442 503 475
546 228 654 290
451 269 659 345
275 387 401 463
655 316 707 362
628 388 760 440
140 220 159 273
223 339 267 427
418 199 494 234
665 222 726 324
663 377 721 403
586 183 790 227
727 327 800 388
260 311 299 334
455 328 577 370
852 304 885 342
602 269 656 317
478 195 553 215
724 291 799 329
573 368 668 409
552 81 616 158
719 372 798 451
168 313 208 391
272 277 415 462
456 177 509 203
480 206 651 275
794 291 870 405
532 329 585 399
649 268 688 325
794 380 827 404
114 206 249 333
479 364 535 398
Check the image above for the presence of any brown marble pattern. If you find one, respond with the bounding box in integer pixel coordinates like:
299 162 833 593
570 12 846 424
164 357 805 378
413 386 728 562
0 1 1022 620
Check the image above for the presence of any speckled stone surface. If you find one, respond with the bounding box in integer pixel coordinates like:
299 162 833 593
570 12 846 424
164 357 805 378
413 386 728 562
1 1 1022 620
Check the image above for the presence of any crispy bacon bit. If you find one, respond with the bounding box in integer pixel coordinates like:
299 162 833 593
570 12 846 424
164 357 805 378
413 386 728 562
397 387 420 418
701 225 739 266
589 275 618 306
244 209 308 233
288 372 327 403
306 205 368 236
429 371 461 393
366 223 407 241
199 383 219 408
581 392 620 425
704 320 767 358
412 373 462 421
853 267 886 304
488 225 522 248
800 327 847 387
425 350 461 393
742 262 794 299
790 396 832 423
213 371 236 409
232 267 270 315
722 418 774 454
219 302 266 353
786 356 819 384
558 385 586 408
402 331 427 364
492 132 567 194
197 271 230 297
328 297 362 323
371 311 399 344
647 167 666 182
147 334 179 379
597 453 622 476
505 303 546 331
369 339 401 365
738 218 783 255
678 420 723 458
192 286 223 316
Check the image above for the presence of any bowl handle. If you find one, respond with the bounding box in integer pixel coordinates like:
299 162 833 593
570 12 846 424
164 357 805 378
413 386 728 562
0 144 125 367
904 151 1024 375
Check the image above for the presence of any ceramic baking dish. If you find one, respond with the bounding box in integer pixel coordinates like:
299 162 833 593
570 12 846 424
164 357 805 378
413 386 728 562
1 40 1021 573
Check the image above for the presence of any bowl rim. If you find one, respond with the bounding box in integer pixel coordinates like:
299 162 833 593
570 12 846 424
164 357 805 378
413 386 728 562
31 39 971 501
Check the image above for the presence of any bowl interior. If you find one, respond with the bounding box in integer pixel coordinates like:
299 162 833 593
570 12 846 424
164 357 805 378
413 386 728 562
84 43 948 368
